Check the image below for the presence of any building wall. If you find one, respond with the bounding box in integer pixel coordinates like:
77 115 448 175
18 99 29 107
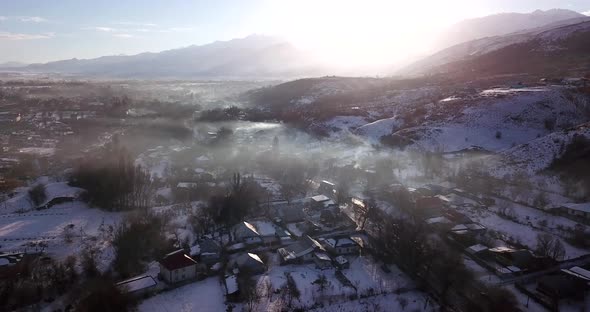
160 264 197 284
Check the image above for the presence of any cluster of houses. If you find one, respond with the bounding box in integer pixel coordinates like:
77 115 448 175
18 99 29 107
115 179 369 301
382 183 568 277
526 265 590 309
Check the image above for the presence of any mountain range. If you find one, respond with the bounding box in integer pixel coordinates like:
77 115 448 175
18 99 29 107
433 9 586 50
21 35 327 79
4 9 589 79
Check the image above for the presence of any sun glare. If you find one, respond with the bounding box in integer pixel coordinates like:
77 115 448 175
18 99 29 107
259 0 483 69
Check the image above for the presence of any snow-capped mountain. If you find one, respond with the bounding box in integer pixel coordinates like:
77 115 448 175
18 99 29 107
433 9 586 51
24 35 326 79
403 18 590 77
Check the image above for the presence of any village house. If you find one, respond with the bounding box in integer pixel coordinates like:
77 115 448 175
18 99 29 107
197 239 221 265
334 255 349 269
230 252 266 275
234 220 291 246
276 203 306 223
414 196 444 219
159 250 199 284
536 266 590 302
318 180 336 198
323 236 360 255
233 221 263 245
310 194 337 210
484 246 552 272
313 251 332 270
277 235 324 264
448 223 486 246
559 203 590 222
224 274 240 302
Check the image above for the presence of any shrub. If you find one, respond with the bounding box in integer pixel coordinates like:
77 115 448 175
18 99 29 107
28 184 47 207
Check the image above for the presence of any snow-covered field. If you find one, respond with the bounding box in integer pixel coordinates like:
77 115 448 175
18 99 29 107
138 277 226 312
452 198 590 259
0 180 123 270
242 253 436 311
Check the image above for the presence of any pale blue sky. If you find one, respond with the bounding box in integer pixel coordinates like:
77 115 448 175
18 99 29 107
0 0 589 63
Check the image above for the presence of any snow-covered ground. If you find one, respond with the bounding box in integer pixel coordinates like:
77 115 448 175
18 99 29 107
492 123 590 177
395 86 587 153
240 253 436 311
138 277 226 312
354 117 402 142
0 200 122 270
452 198 589 259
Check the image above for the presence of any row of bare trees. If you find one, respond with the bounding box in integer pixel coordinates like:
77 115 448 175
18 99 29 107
69 135 153 211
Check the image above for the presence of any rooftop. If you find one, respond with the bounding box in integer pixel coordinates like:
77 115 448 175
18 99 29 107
311 195 330 202
466 244 488 254
561 203 590 213
225 275 238 295
325 237 357 248
159 250 197 271
116 275 157 293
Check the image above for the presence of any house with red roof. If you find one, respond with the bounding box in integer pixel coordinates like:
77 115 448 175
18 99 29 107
159 250 199 284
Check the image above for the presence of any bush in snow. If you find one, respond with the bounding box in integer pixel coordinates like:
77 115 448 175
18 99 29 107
28 183 47 207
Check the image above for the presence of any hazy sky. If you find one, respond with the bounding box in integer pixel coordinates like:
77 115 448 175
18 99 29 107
0 0 589 64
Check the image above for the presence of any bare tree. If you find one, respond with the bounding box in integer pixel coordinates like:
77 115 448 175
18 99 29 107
535 233 565 261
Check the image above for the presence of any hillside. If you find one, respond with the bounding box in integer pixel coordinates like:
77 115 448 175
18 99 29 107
404 19 590 77
381 86 590 152
23 35 326 79
433 9 585 51
248 75 590 154
492 123 590 177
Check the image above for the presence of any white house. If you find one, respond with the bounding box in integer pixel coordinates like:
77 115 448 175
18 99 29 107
159 250 198 284
324 236 359 255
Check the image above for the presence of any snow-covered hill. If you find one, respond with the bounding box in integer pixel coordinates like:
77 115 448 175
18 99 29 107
389 87 589 152
403 19 590 76
433 9 586 52
492 123 590 176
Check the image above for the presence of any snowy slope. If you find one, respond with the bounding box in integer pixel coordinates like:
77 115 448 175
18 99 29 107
392 87 589 152
355 117 403 141
404 19 590 76
492 123 590 176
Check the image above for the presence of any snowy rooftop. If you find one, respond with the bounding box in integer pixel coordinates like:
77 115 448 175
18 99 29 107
335 255 348 265
116 275 157 293
466 244 488 254
250 220 276 236
311 195 330 202
451 223 486 231
561 203 590 213
561 266 590 281
425 216 452 224
177 182 198 189
225 275 238 295
314 251 331 261
325 237 356 248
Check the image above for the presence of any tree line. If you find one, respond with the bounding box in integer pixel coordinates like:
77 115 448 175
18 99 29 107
69 135 153 211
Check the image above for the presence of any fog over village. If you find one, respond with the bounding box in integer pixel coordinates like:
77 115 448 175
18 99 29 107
0 1 590 312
